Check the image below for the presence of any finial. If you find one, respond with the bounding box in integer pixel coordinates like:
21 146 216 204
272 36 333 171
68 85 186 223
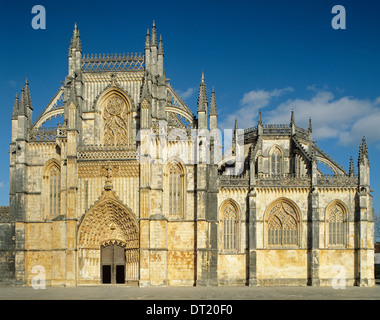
145 28 150 49
12 93 19 120
197 71 207 112
69 22 81 52
358 136 369 165
258 110 262 125
151 20 157 46
232 118 238 148
349 156 355 176
158 34 164 55
210 87 217 116
290 109 295 124
22 78 32 109
308 117 312 132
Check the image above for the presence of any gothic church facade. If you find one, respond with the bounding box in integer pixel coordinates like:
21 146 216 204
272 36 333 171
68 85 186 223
0 23 375 287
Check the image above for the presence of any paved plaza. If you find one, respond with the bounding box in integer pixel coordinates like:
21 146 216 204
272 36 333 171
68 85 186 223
0 283 379 300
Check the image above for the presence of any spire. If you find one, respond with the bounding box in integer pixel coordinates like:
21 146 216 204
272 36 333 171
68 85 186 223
358 136 369 165
12 93 19 120
17 79 33 133
145 29 150 49
258 110 262 126
69 22 81 52
158 34 164 56
23 78 32 110
19 86 26 116
349 156 355 177
290 109 295 125
210 87 217 116
19 78 33 117
197 71 207 112
290 109 296 135
308 117 312 132
232 117 238 149
151 20 157 47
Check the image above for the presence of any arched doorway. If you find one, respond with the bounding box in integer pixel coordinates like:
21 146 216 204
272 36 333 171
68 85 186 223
100 240 139 284
101 243 126 284
77 191 139 285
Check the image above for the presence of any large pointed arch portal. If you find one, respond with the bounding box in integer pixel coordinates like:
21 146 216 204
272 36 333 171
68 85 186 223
77 190 139 285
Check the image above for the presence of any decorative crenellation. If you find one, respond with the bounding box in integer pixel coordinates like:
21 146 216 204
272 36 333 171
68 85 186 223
243 124 308 142
81 53 145 72
77 144 137 160
57 125 67 137
28 127 57 141
317 174 358 187
78 161 139 178
218 172 250 187
256 173 311 187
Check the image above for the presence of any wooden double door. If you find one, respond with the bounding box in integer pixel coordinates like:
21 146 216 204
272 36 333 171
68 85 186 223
101 243 139 284
101 244 125 284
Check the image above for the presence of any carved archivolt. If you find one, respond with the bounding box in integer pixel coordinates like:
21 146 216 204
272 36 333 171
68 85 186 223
77 192 139 250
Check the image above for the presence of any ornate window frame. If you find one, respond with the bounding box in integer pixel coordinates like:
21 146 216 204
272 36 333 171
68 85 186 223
93 87 133 146
325 200 348 248
219 199 240 253
42 159 61 220
163 158 186 220
264 198 301 249
269 145 283 176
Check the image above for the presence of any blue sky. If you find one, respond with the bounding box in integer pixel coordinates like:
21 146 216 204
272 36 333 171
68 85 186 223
0 0 379 213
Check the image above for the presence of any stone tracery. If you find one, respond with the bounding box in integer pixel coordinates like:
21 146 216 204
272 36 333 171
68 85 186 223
103 95 129 146
267 199 299 246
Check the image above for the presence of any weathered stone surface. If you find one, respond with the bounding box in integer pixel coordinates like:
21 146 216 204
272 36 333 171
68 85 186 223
1 23 374 288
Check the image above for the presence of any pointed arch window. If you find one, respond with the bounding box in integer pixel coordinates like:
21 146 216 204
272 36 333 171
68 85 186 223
167 162 184 216
47 164 61 218
220 200 239 251
271 147 282 176
103 94 129 146
266 200 299 247
327 202 346 246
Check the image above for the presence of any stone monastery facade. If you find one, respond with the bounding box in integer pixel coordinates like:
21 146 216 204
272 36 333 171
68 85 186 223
0 23 375 287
